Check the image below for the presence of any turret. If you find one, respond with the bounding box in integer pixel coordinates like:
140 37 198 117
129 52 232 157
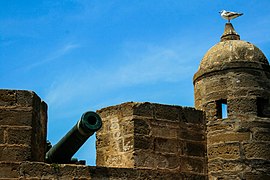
193 23 270 179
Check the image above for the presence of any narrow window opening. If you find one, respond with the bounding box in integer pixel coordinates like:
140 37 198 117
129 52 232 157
221 103 228 118
257 97 270 117
216 99 227 119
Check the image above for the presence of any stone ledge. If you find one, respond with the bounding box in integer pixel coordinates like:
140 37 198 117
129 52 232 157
0 161 208 179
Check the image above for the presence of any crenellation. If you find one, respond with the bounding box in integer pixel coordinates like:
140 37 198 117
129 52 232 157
96 102 207 175
1 22 270 179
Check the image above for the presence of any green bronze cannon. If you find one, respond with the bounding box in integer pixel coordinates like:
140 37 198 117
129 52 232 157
46 111 102 164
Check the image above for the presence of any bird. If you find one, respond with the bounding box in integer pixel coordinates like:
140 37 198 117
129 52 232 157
219 10 243 22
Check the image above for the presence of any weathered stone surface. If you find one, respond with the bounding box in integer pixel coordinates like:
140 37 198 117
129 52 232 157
0 90 41 108
0 90 16 106
253 131 270 141
5 23 270 179
7 127 32 145
154 137 178 154
0 162 20 178
178 128 205 141
208 143 240 160
96 102 206 175
222 161 245 172
0 90 47 162
133 102 154 117
154 104 180 121
134 135 151 150
194 40 268 76
134 119 150 135
151 125 178 138
194 23 270 178
0 145 31 162
180 157 206 174
243 142 270 160
185 142 206 157
0 109 33 126
243 172 270 180
0 127 4 144
208 132 251 144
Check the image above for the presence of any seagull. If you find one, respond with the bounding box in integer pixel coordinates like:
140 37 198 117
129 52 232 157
219 10 243 22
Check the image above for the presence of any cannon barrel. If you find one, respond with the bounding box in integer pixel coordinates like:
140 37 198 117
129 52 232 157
46 111 102 164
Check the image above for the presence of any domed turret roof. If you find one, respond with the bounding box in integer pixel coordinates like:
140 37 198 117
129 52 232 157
194 23 269 82
199 40 268 71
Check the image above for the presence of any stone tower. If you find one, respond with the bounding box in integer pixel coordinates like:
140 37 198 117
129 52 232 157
193 23 270 179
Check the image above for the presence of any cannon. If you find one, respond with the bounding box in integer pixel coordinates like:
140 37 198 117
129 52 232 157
46 111 102 164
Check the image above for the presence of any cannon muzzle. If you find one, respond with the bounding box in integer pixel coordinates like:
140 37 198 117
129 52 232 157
46 111 102 164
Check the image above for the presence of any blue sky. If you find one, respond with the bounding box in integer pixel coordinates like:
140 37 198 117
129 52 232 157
1 1 270 165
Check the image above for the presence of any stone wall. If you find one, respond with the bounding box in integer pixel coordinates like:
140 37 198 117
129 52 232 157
0 90 208 179
0 161 207 179
194 67 270 179
207 115 270 179
96 102 207 176
0 89 47 162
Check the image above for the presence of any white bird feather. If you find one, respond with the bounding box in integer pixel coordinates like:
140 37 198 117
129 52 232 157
219 10 243 22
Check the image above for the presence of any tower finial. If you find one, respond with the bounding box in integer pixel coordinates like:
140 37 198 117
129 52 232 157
220 23 240 42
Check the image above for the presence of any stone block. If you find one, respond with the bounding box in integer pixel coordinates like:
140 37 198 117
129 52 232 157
228 98 257 114
133 102 154 117
17 90 40 108
154 137 178 154
0 145 31 162
208 132 251 144
151 126 178 138
96 102 206 171
243 172 270 180
181 108 204 124
222 161 245 172
0 127 4 144
178 127 205 141
19 162 92 179
134 135 151 150
134 119 150 135
96 135 110 149
0 90 16 106
7 127 32 145
208 143 240 160
19 162 54 178
0 90 41 108
243 142 270 160
31 101 47 162
208 159 223 173
134 151 157 168
240 119 270 130
111 138 124 152
97 102 133 120
180 157 206 174
207 119 234 132
253 131 270 141
154 104 179 121
164 154 180 169
0 162 20 178
185 142 206 157
123 136 134 152
0 109 33 126
252 128 270 141
120 119 134 135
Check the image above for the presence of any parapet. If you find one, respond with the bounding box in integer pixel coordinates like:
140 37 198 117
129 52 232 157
0 90 208 179
0 89 47 162
96 102 207 176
